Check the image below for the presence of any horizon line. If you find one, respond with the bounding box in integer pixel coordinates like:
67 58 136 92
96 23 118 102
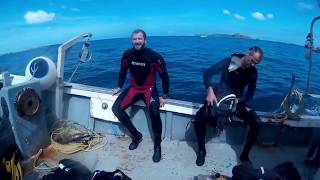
0 35 304 56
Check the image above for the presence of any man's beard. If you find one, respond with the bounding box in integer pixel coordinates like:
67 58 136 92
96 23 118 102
133 42 146 50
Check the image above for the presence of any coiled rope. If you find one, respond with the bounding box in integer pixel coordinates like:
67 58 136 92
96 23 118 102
50 121 107 154
30 121 107 171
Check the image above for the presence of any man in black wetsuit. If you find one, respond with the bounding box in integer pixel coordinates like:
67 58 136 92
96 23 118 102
112 29 169 163
194 46 264 166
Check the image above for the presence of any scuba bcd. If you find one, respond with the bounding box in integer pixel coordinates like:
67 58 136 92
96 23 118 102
204 94 238 133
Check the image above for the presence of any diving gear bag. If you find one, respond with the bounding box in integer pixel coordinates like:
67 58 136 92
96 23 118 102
232 162 301 180
1 144 23 180
91 169 132 180
41 159 92 180
204 94 238 133
216 94 238 116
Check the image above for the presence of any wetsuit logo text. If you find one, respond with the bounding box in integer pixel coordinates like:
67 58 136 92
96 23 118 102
131 61 146 67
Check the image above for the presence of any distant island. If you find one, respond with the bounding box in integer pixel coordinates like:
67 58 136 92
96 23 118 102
195 33 253 40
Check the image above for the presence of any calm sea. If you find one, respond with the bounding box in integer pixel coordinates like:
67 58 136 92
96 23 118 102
1 36 319 113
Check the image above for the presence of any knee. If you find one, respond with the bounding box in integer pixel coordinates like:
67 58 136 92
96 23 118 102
194 106 207 124
112 101 121 115
150 100 160 109
249 114 261 131
254 121 261 132
246 108 259 122
149 101 160 114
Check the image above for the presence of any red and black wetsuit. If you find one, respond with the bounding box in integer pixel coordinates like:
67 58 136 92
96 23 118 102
112 47 169 146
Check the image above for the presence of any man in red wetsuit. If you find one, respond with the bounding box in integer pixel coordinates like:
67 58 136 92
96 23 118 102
112 29 169 163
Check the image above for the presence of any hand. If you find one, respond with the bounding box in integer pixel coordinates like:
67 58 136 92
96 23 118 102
159 97 166 108
206 86 217 106
112 87 121 96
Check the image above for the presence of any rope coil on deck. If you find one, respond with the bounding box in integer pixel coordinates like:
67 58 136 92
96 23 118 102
50 121 107 154
26 121 108 173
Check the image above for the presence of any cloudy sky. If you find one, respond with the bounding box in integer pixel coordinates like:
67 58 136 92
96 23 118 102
0 0 319 54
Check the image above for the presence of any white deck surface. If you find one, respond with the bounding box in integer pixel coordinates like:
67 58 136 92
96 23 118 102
24 134 320 180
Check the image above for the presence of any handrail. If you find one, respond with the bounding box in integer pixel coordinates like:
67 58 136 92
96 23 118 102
55 33 92 120
305 16 320 93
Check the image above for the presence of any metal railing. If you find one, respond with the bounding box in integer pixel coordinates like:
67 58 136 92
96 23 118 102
305 16 320 93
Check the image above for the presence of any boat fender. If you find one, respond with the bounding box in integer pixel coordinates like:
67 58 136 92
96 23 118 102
25 56 57 90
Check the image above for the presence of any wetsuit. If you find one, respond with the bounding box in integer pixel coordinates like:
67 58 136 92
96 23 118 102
194 53 260 161
112 47 169 146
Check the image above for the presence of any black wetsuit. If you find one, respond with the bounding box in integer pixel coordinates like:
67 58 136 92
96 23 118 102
194 53 260 161
112 47 169 146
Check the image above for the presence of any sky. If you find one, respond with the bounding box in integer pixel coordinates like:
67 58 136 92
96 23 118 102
0 0 319 54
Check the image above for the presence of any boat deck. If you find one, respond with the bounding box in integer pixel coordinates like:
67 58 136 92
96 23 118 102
24 134 320 180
